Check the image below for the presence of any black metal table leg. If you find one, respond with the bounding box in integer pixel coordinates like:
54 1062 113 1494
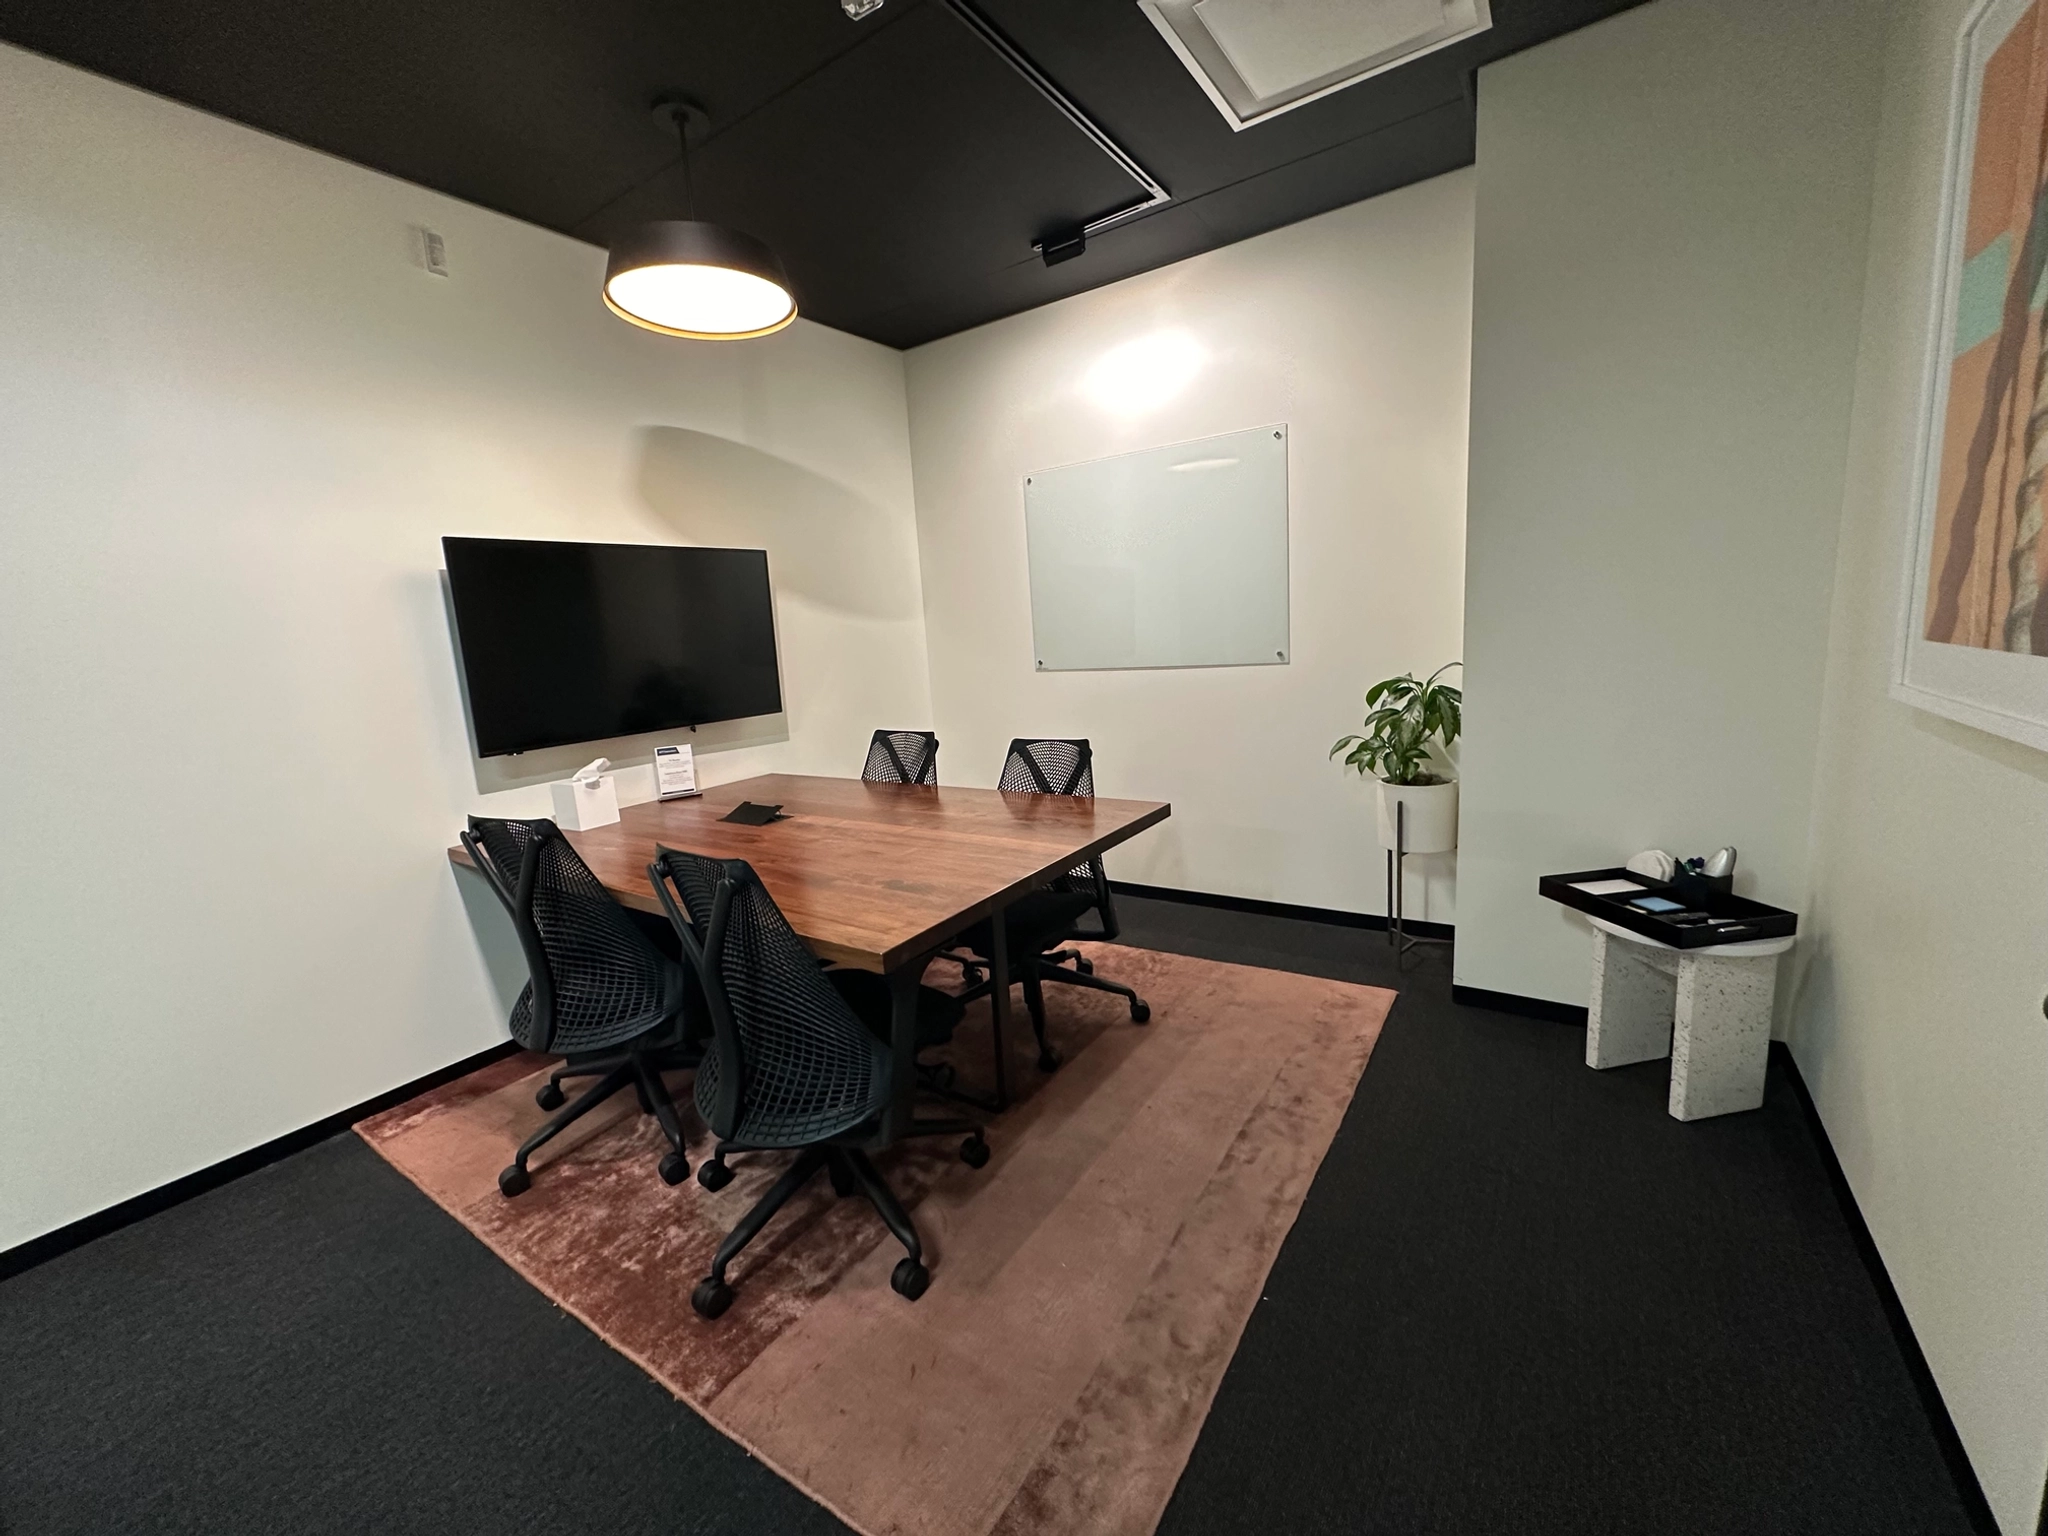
987 898 1011 1112
881 962 920 1144
872 950 993 1146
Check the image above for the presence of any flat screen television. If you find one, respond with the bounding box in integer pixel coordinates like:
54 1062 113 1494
443 536 782 757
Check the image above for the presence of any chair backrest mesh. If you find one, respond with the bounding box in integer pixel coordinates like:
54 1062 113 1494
999 738 1102 890
465 817 672 1055
862 729 939 786
999 737 1094 796
652 847 883 1146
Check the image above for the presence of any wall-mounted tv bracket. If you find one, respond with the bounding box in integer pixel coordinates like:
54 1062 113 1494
939 0 1170 266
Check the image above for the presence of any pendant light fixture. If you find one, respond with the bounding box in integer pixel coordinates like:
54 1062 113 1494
603 98 797 341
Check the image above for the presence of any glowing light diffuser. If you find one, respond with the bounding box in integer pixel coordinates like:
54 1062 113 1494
603 221 796 340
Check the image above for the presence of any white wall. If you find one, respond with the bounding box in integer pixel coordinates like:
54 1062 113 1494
0 44 931 1251
1455 0 1884 1006
904 174 1472 919
1792 0 2048 1526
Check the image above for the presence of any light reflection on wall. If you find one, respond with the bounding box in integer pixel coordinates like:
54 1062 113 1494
1080 329 1207 415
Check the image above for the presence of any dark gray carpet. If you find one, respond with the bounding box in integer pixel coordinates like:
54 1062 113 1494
1114 900 1980 1536
0 896 1979 1535
0 1128 842 1536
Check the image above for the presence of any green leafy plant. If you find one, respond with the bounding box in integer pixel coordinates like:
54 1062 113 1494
1330 662 1463 786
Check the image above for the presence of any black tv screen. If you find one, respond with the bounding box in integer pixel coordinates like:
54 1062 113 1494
443 537 782 756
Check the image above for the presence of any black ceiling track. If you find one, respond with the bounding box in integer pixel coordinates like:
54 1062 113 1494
938 0 1169 265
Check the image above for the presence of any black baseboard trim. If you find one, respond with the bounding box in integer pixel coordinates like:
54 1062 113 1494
1109 880 1455 943
0 1039 519 1284
1770 1041 2000 1535
1449 983 1589 1026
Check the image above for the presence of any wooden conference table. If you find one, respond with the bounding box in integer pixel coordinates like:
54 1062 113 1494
447 773 1170 1143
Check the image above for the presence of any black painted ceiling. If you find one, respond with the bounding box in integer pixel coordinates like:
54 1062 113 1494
0 0 1645 348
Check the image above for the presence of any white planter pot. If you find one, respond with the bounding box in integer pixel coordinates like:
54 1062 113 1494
1376 779 1458 854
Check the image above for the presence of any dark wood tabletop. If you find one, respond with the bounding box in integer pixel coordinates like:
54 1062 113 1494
447 772 1171 973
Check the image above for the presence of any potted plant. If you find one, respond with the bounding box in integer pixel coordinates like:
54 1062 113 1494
1330 662 1463 854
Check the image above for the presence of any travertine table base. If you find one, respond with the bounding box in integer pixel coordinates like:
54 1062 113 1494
1584 918 1793 1121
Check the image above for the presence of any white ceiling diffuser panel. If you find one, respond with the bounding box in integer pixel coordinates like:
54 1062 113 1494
1138 0 1491 131
1196 0 1444 97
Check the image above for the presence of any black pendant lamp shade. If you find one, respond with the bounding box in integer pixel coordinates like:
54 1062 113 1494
605 98 798 341
603 221 797 340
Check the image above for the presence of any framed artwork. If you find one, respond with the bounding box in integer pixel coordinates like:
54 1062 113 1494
1897 0 2048 750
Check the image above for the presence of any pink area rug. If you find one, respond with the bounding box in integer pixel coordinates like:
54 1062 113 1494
358 943 1393 1536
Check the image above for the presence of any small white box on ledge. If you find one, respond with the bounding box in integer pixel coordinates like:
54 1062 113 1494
550 758 620 830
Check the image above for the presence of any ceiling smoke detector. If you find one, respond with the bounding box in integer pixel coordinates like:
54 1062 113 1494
1138 0 1490 131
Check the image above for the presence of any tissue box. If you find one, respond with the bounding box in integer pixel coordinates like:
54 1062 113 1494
550 773 620 830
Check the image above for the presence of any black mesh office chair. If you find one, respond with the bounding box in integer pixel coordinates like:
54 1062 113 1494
957 739 1149 1073
649 846 988 1320
861 729 939 786
460 817 699 1196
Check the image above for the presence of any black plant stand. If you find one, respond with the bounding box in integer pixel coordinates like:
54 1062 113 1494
1384 798 1452 962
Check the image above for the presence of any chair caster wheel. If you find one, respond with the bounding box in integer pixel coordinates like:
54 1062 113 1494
891 1258 930 1301
691 1278 734 1319
535 1082 565 1111
1076 957 1094 975
963 967 985 988
1036 1049 1061 1074
960 1134 990 1169
1131 1001 1151 1024
658 1151 689 1186
829 1161 856 1197
497 1164 531 1198
697 1160 733 1192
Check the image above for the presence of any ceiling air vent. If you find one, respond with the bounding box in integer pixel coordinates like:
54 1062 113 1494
1138 0 1491 130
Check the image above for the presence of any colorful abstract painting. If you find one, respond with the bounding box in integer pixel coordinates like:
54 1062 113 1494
1897 0 2048 751
1926 0 2048 652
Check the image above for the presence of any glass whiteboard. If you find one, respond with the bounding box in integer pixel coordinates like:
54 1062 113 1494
1023 424 1290 672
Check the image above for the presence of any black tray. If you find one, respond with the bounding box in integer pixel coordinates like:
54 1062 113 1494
1538 867 1798 949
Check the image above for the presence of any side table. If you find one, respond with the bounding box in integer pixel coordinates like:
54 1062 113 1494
1585 916 1795 1120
